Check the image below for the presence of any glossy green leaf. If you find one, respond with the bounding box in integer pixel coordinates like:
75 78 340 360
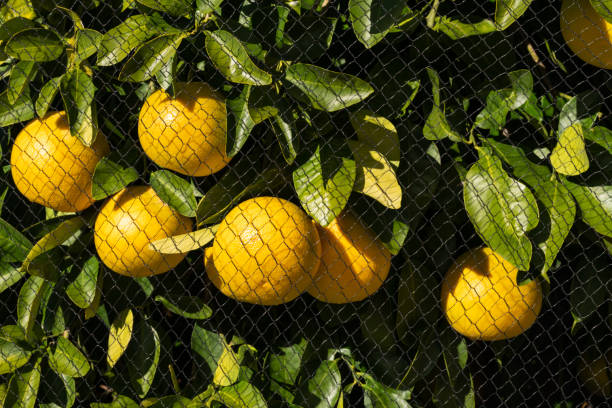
20 216 85 273
150 170 197 217
563 181 612 238
108 309 134 368
0 17 38 60
17 276 48 341
475 90 511 131
213 342 241 386
507 69 533 109
348 0 409 48
423 68 461 141
0 262 25 294
285 63 373 111
196 0 224 18
213 382 267 408
119 34 183 82
75 28 102 63
293 145 356 226
433 17 496 40
60 68 96 146
0 341 31 375
96 15 171 66
128 320 160 398
191 324 225 375
3 357 41 408
488 140 576 274
35 76 61 118
362 374 411 408
54 6 83 30
149 226 218 254
155 53 176 92
90 395 139 408
49 336 90 378
495 0 534 30
154 295 212 319
349 110 400 167
0 218 32 263
205 30 272 85
91 157 139 201
269 338 307 386
5 28 63 61
550 125 590 176
0 1 36 23
8 60 35 104
66 256 98 309
349 140 402 209
463 148 539 270
136 0 193 16
383 220 409 255
586 126 612 155
147 395 193 408
590 1 612 24
226 85 256 157
270 112 296 164
308 360 341 408
0 89 35 127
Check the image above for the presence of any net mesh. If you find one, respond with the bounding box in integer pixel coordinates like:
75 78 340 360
0 0 611 407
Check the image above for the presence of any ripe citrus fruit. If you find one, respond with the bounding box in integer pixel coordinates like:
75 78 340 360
578 349 612 397
307 212 391 304
94 186 193 277
10 111 109 212
207 197 322 305
441 247 542 341
138 82 230 177
560 0 612 69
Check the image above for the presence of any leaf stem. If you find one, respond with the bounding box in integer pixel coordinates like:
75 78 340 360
426 0 441 28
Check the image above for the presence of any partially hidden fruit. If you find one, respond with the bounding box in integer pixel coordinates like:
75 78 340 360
207 197 322 305
441 247 543 341
138 82 230 177
94 186 193 277
307 212 391 304
10 111 109 212
561 0 612 69
578 349 612 397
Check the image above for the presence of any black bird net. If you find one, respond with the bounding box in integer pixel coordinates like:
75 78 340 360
0 0 611 407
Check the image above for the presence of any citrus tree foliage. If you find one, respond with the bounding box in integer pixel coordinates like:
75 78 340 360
0 0 611 407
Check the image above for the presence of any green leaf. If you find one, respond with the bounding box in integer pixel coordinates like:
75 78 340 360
285 63 373 111
91 157 139 201
35 76 61 118
488 140 576 274
17 276 48 341
196 161 284 225
362 374 411 408
136 0 193 16
348 0 409 48
463 148 539 270
0 218 32 263
382 220 409 255
155 53 176 92
590 1 612 24
20 216 85 274
60 68 96 146
196 0 224 17
213 342 241 386
5 28 63 61
149 226 218 254
96 15 171 66
54 6 83 30
423 68 461 141
348 140 402 209
0 341 31 375
475 90 511 131
550 123 589 176
0 89 35 127
563 181 612 238
349 110 400 167
269 338 307 386
293 145 356 226
119 34 183 82
0 262 25 294
226 85 256 157
8 60 35 105
75 28 102 63
205 30 272 86
147 395 193 408
65 256 98 309
0 17 38 60
495 0 534 30
150 170 197 218
108 309 134 368
128 320 160 398
212 382 267 408
3 357 41 408
308 360 341 408
0 1 36 23
570 250 611 326
586 126 612 155
270 112 296 164
90 395 139 408
48 336 90 378
507 69 533 109
433 17 496 40
154 295 212 319
191 324 225 375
